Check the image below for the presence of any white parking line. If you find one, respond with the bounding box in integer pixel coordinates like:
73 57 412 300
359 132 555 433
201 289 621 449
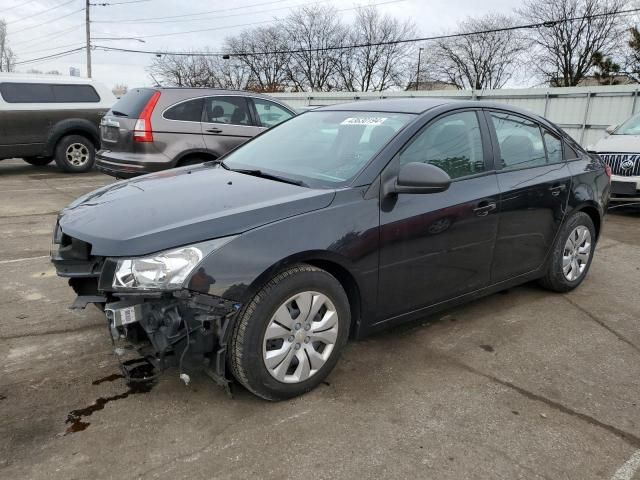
611 450 640 480
0 255 49 265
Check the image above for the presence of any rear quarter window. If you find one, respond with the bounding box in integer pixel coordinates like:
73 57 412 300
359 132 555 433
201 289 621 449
0 82 100 103
163 98 204 122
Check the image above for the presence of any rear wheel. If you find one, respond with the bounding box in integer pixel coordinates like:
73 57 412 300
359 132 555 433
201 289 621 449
230 264 350 400
54 135 95 173
538 212 596 292
179 157 208 167
23 156 53 167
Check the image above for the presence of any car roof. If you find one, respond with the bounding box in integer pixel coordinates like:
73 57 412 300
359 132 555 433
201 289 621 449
155 87 276 99
313 98 557 130
314 98 545 118
0 73 99 85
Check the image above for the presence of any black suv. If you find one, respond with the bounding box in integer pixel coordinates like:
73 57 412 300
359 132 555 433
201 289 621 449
52 99 610 400
0 75 115 172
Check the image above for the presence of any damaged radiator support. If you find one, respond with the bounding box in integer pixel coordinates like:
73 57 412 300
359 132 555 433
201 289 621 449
102 290 241 396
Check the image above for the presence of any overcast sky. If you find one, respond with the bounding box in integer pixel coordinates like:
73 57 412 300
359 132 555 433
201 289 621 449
2 0 517 89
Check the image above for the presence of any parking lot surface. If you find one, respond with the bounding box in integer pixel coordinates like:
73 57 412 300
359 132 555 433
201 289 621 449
1 158 639 480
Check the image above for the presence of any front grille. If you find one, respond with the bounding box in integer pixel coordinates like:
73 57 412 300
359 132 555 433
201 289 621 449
598 153 640 177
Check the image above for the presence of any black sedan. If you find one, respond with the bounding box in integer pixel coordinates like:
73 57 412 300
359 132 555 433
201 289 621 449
51 99 610 400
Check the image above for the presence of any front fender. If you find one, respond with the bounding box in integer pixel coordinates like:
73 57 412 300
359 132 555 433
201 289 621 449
185 187 380 321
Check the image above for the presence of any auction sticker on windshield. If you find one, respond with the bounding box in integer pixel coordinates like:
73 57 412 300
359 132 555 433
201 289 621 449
341 117 388 126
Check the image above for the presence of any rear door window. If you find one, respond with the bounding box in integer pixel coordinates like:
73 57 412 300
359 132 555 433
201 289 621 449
51 84 100 102
109 88 157 117
203 96 251 126
163 98 204 122
490 112 546 169
0 83 100 103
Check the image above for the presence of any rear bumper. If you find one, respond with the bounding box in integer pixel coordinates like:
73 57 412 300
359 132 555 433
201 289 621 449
610 176 640 202
96 150 172 178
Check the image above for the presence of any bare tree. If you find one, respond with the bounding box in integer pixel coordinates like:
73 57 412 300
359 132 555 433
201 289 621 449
424 14 527 90
518 0 630 86
225 26 290 92
283 5 345 91
0 20 16 72
336 6 417 91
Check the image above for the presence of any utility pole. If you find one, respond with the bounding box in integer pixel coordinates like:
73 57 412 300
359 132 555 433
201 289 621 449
415 47 423 91
85 0 91 78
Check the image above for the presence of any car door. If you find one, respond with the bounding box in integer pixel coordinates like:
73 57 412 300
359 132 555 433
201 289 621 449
377 109 500 320
249 97 295 130
201 96 261 156
486 110 571 282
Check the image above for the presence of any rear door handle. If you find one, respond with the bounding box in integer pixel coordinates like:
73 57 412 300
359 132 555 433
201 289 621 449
473 202 497 216
205 128 223 134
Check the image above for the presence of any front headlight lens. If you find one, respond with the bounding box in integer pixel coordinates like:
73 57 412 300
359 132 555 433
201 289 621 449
112 236 235 290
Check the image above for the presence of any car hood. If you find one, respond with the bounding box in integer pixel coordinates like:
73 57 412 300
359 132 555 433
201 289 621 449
59 164 336 257
591 134 640 153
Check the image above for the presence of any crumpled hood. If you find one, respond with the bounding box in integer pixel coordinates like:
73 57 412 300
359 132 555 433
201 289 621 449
59 164 335 257
591 134 640 153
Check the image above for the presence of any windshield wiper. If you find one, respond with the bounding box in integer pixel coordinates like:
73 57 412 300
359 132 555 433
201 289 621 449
110 110 129 117
204 159 230 170
230 168 308 187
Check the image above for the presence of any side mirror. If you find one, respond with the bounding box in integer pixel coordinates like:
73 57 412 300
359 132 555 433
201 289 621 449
605 124 617 134
386 162 451 195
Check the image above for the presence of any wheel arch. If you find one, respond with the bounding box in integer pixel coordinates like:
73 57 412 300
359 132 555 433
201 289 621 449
45 119 100 156
572 202 602 239
243 251 363 339
173 149 218 167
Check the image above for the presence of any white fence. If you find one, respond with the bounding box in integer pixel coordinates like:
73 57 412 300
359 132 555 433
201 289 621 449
271 85 640 147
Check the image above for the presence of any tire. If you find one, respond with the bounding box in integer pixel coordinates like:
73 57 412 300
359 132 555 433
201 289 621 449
230 264 350 401
538 212 596 293
54 135 95 173
23 156 53 167
179 157 206 167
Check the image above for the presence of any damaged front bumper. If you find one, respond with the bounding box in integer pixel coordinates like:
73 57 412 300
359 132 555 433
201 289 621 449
51 223 242 394
103 290 241 394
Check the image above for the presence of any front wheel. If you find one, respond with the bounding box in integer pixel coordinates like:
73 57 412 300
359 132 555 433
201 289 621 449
538 212 596 292
54 135 95 173
229 264 350 400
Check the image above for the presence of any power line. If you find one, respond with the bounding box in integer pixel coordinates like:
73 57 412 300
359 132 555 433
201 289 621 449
17 41 85 56
92 0 406 39
93 6 640 58
10 23 83 47
92 0 291 23
10 7 85 35
6 0 77 25
0 0 39 15
14 46 85 65
16 5 640 67
94 0 330 25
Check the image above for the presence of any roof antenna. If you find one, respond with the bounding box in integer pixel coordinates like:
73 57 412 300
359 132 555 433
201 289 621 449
149 73 162 88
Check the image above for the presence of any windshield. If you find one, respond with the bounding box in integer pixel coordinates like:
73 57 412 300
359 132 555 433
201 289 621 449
614 113 640 135
223 110 414 187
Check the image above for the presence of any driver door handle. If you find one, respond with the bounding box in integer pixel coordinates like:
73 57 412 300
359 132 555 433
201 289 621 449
205 127 223 134
473 201 497 217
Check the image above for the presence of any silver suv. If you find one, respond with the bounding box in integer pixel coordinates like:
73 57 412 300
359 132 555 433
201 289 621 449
96 88 295 178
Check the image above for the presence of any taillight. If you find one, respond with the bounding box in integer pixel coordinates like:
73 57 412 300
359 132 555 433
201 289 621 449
133 90 161 143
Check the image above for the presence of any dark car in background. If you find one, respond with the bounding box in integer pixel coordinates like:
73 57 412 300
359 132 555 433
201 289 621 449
96 87 296 178
52 99 610 400
0 74 116 172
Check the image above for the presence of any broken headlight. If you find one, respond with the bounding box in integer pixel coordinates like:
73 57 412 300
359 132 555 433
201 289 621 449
112 236 236 291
